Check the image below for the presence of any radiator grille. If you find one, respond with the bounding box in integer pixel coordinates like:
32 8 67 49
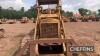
40 23 58 38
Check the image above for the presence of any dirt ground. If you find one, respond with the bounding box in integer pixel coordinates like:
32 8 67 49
0 22 35 56
0 22 100 56
64 22 100 55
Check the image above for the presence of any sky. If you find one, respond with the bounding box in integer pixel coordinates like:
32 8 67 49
0 0 100 12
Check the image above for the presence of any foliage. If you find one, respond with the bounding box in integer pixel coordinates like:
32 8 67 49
0 6 37 19
0 5 99 19
61 10 73 17
98 9 100 16
65 11 73 17
78 8 91 16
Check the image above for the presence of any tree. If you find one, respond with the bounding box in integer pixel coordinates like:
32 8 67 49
0 6 1 11
18 7 25 18
78 8 91 16
21 7 24 12
8 7 14 10
6 7 15 19
61 10 73 17
61 10 66 16
66 11 73 17
0 6 2 18
98 9 100 16
25 6 37 18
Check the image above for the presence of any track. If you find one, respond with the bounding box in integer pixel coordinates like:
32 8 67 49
15 37 96 56
40 54 65 56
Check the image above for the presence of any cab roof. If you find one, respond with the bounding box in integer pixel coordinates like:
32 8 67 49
37 0 59 5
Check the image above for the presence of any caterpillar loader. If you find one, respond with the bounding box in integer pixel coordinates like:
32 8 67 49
14 0 97 56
